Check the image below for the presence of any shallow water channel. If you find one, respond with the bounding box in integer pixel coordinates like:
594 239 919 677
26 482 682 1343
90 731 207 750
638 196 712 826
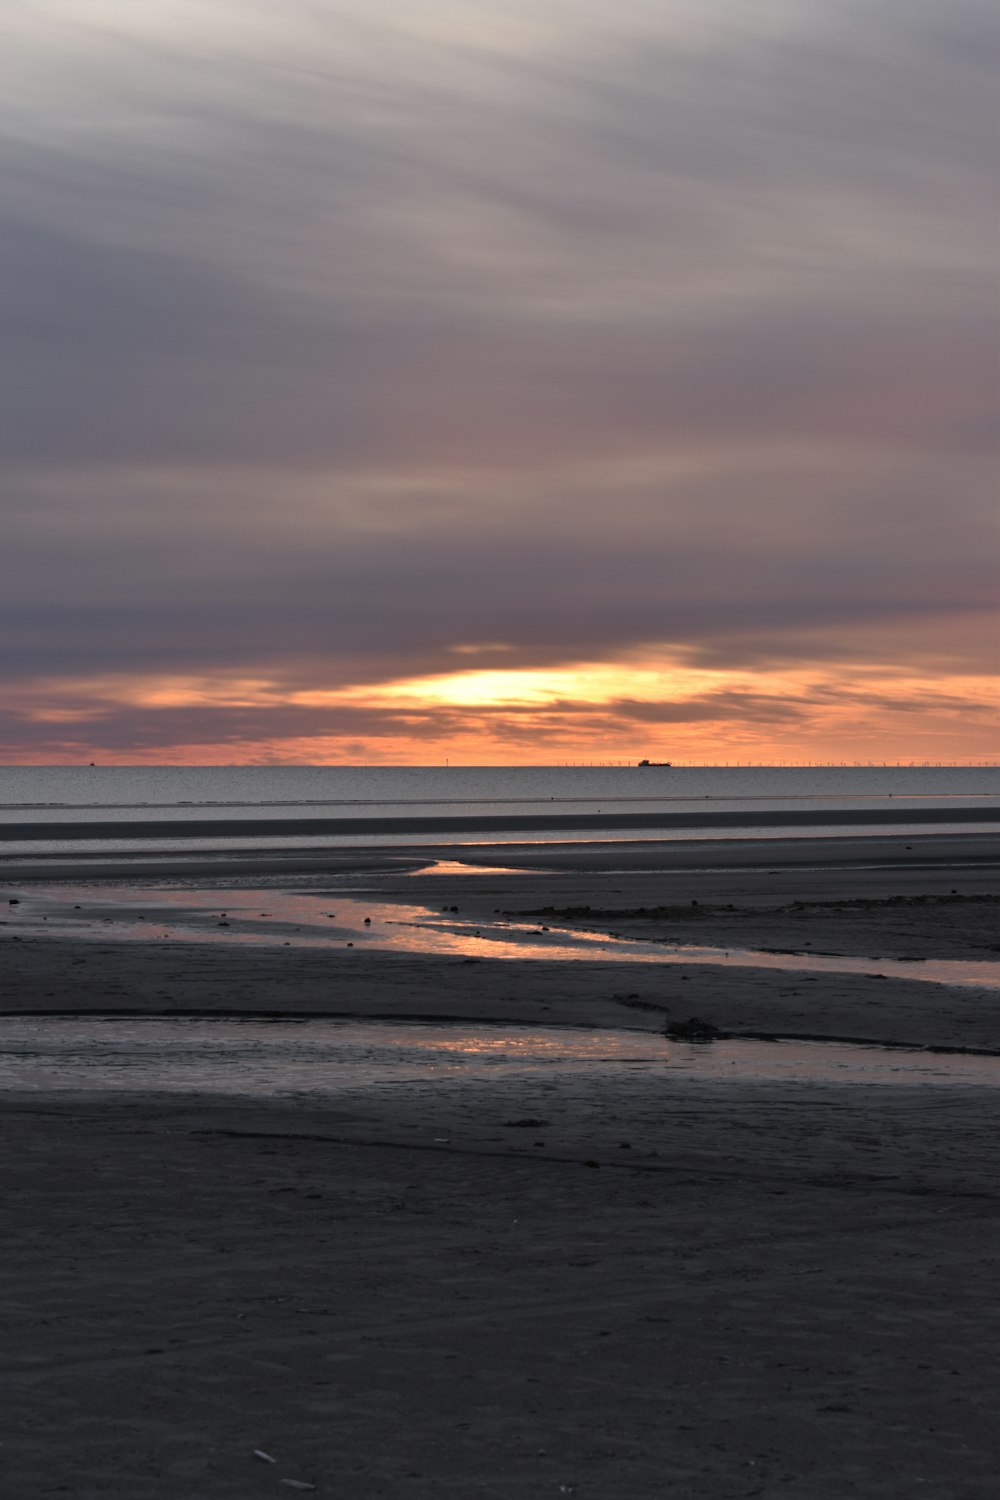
5 881 999 990
1 1017 998 1096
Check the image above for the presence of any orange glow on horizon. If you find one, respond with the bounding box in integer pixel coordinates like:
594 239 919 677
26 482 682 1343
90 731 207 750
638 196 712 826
1 654 995 765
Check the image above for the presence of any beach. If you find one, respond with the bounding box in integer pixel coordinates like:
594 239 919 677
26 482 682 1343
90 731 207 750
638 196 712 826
2 829 999 1497
5 0 995 1484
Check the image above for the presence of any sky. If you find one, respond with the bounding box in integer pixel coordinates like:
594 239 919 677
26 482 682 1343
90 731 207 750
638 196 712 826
2 0 997 765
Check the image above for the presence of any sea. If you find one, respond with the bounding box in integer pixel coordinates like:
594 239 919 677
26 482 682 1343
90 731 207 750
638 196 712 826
0 764 996 861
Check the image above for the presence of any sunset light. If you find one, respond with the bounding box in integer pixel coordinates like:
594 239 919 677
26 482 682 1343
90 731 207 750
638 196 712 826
3 8 998 1490
0 0 994 765
5 655 994 765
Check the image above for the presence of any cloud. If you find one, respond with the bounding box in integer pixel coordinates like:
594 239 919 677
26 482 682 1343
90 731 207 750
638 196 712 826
0 0 995 759
1 651 993 767
1 444 991 690
2 0 994 463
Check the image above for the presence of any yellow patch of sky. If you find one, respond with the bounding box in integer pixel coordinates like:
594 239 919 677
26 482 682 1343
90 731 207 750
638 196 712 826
350 663 728 710
14 658 996 740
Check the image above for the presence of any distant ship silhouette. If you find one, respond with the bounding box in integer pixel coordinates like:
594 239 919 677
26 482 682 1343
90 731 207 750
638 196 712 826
637 759 671 767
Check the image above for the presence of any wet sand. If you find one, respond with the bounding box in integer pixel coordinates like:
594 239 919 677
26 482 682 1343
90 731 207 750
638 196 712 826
1 826 996 884
2 801 995 843
2 830 999 1497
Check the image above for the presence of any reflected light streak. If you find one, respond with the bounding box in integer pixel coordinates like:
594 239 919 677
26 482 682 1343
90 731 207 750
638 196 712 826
11 885 1000 990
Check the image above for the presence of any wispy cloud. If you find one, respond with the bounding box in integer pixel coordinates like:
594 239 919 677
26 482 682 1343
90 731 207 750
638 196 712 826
1 1 995 760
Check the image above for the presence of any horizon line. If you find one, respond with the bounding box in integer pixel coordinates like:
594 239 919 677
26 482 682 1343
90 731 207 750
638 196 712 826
1 761 997 772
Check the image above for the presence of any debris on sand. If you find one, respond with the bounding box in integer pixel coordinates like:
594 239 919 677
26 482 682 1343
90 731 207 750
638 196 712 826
665 1016 728 1042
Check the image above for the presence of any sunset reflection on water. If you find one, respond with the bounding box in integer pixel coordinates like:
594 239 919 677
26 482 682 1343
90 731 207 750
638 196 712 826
1 1018 997 1096
6 883 1000 990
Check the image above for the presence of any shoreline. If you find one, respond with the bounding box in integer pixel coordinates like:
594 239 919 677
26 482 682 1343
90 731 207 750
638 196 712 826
4 941 997 1051
1 826 997 884
1 801 996 845
3 826 997 1051
4 827 999 1496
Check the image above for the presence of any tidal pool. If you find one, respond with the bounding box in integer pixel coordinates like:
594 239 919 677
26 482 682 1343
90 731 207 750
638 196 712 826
0 1018 997 1097
4 882 999 990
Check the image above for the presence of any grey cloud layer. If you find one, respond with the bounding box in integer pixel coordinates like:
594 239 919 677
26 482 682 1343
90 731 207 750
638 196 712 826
1 0 995 709
1 454 992 691
0 691 816 760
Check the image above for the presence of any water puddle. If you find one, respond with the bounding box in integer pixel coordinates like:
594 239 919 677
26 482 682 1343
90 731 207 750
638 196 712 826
410 859 535 876
0 1017 996 1096
4 883 998 990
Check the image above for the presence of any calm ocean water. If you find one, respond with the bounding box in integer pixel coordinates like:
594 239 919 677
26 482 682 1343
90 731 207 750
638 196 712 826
0 765 997 857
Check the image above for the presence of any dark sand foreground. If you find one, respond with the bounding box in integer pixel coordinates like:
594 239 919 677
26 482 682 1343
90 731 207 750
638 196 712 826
2 832 999 1498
